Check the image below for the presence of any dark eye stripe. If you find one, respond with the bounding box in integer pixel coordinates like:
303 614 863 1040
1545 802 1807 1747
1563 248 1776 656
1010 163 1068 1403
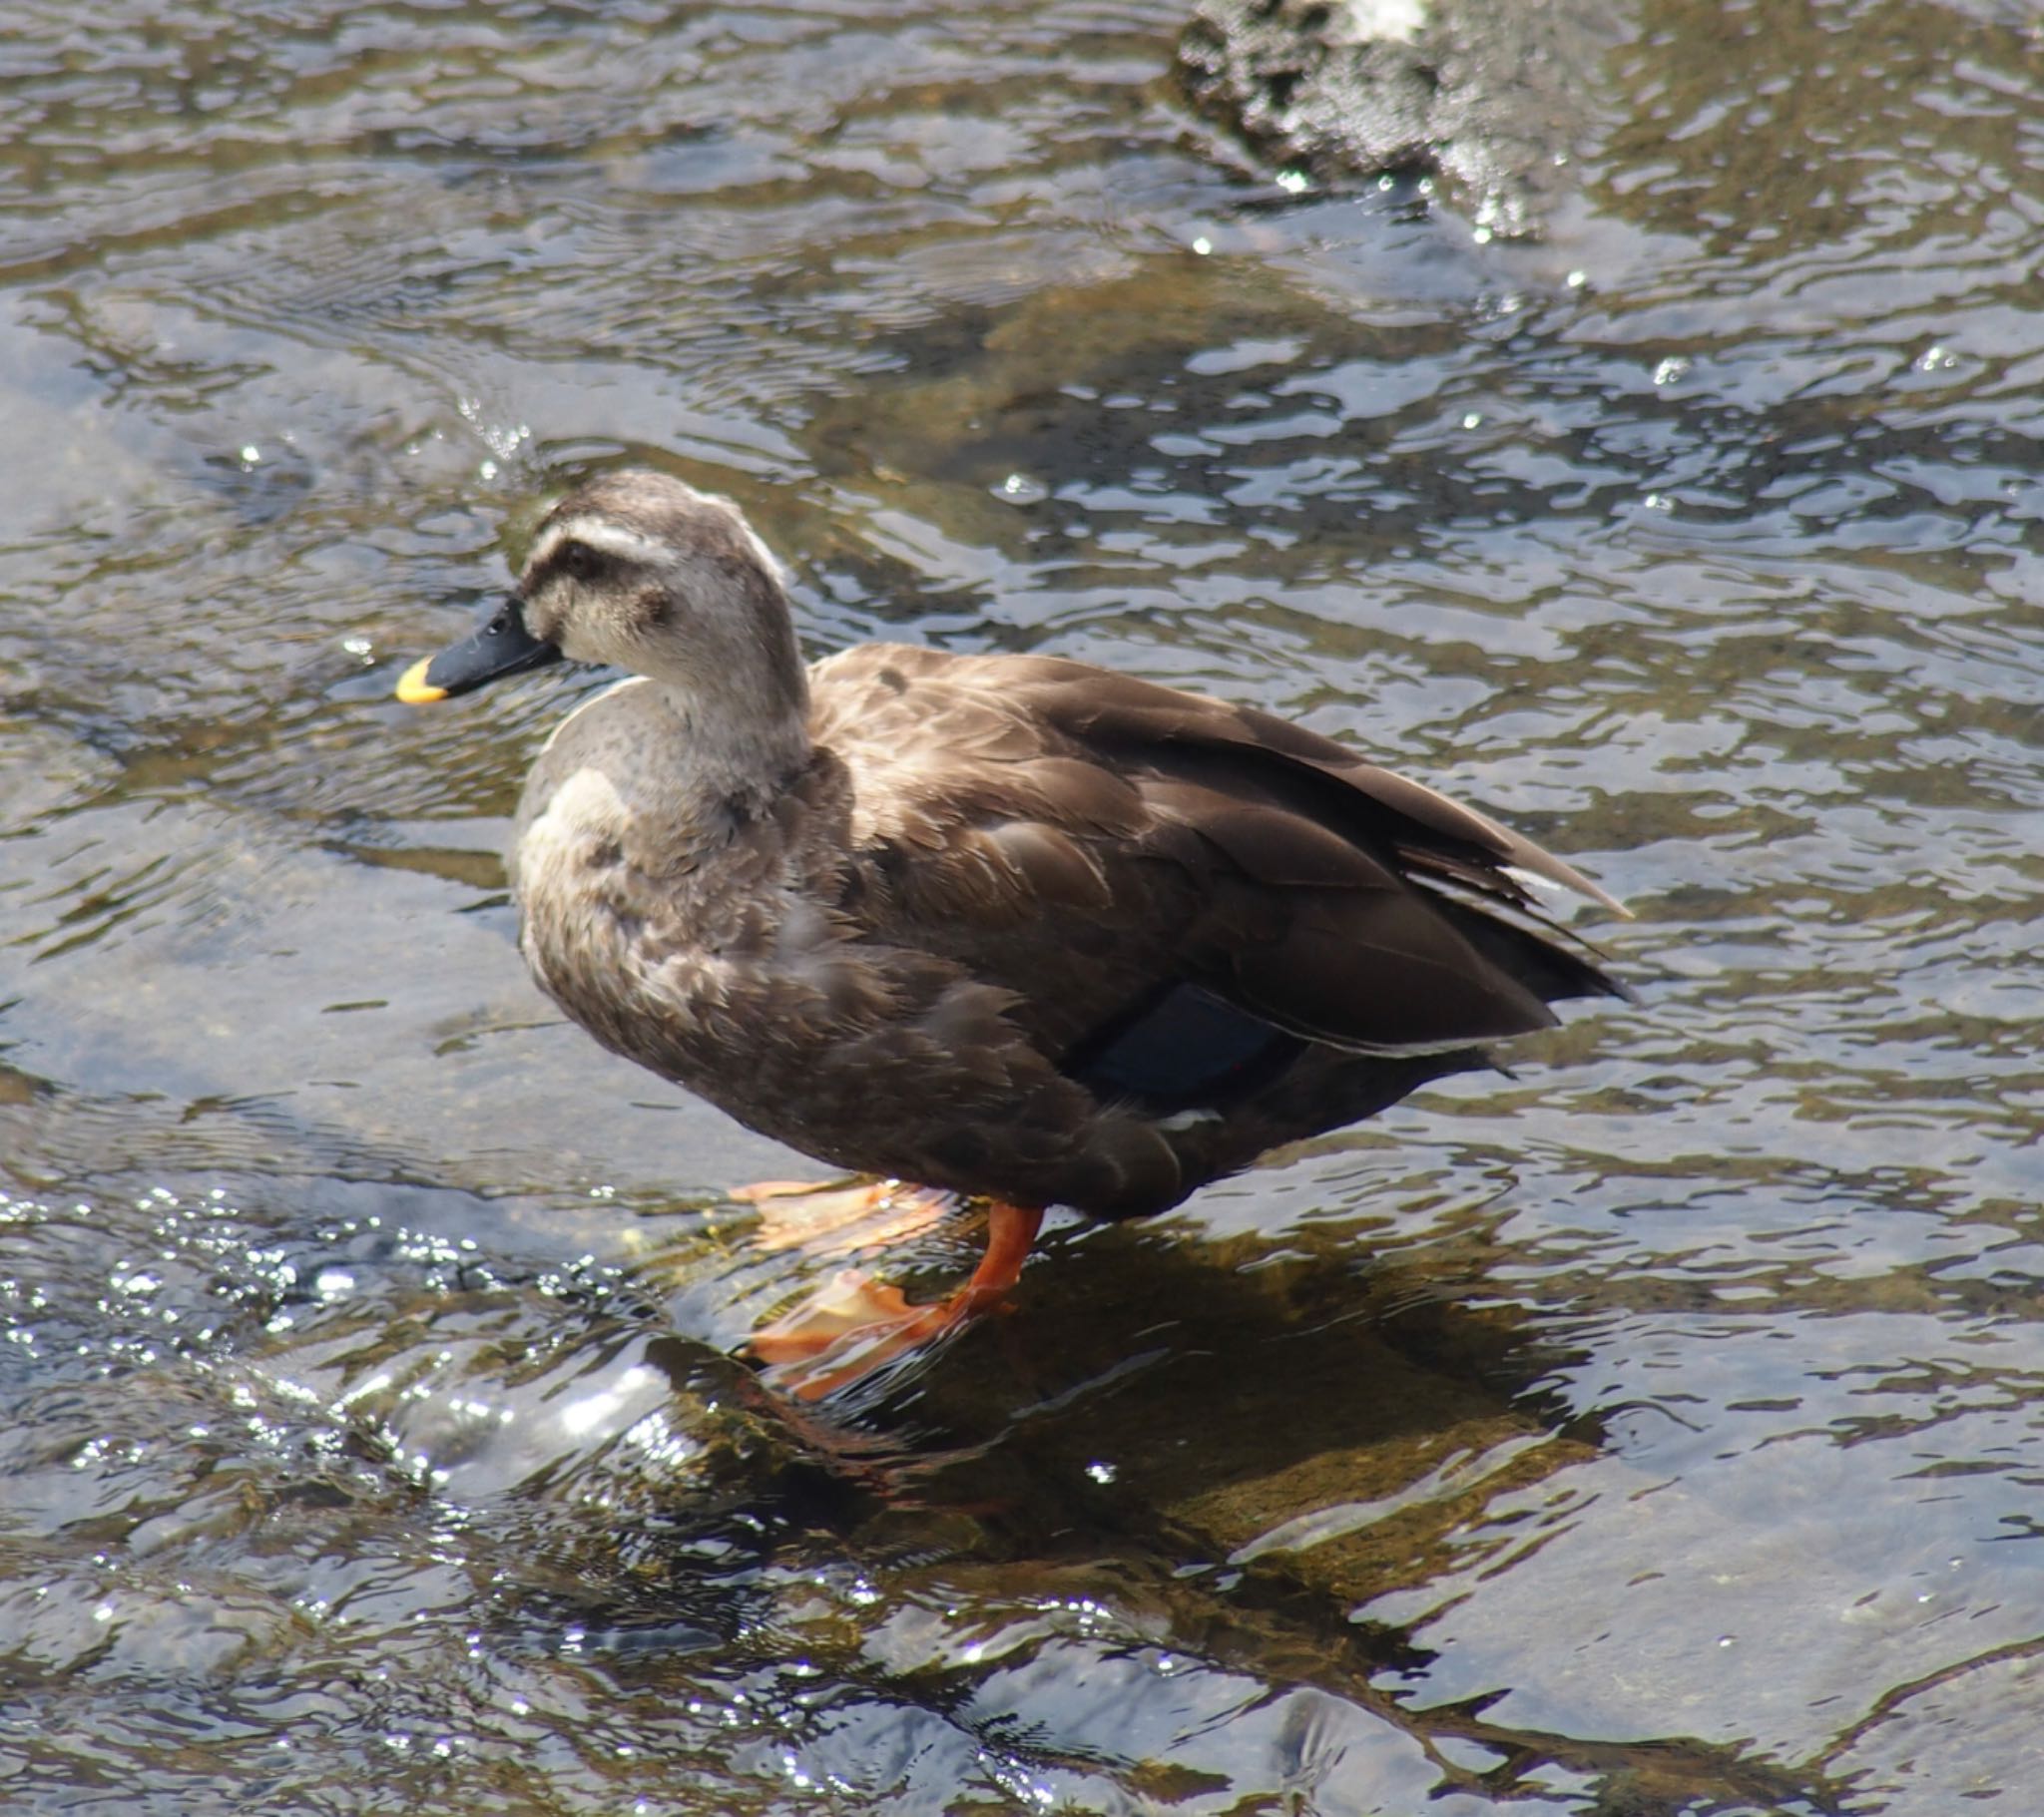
532 537 614 587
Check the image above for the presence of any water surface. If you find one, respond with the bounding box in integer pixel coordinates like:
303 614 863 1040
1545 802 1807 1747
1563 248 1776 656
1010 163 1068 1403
1 1 2040 1811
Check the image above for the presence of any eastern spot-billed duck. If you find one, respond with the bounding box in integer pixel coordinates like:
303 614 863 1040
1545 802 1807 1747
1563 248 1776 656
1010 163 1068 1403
397 470 1628 1395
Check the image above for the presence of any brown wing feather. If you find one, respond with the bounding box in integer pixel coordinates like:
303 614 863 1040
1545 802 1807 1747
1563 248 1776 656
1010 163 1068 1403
807 645 1624 1062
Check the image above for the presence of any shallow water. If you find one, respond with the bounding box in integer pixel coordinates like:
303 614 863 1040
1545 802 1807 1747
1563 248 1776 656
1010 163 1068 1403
1 0 2040 1811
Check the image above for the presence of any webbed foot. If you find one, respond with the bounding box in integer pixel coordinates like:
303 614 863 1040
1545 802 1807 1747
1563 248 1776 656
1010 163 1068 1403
744 1200 1044 1400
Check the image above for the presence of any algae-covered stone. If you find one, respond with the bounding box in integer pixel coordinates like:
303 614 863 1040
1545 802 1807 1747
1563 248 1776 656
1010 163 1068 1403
1177 0 1633 237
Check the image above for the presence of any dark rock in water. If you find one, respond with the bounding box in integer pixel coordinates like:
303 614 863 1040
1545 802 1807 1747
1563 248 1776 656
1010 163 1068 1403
1177 0 1631 238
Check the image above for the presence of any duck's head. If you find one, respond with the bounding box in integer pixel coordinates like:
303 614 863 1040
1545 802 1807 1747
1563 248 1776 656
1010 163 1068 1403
397 469 809 737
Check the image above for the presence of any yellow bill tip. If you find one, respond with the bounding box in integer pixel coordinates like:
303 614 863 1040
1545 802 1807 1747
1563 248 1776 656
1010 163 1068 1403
395 656 447 705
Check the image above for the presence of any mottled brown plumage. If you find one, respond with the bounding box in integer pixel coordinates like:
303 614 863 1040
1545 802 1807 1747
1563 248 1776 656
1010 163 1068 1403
401 468 1627 1381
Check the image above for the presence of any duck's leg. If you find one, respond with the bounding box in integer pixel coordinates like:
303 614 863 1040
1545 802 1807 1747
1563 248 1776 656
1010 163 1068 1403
747 1200 1044 1400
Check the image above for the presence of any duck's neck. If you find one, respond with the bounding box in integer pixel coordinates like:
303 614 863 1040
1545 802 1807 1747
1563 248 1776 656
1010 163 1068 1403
653 677 813 832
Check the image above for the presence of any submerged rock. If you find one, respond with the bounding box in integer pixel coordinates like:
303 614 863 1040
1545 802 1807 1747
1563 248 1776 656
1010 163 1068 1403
1177 0 1632 237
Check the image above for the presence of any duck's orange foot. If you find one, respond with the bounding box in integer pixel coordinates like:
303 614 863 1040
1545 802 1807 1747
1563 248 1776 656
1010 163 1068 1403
746 1269 961 1400
734 1176 957 1258
743 1200 1046 1401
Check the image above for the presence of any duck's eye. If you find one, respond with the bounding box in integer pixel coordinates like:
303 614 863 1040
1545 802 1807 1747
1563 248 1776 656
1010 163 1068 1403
557 539 606 583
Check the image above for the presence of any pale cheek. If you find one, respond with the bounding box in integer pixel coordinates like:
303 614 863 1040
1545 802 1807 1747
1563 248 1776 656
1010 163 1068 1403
552 623 602 664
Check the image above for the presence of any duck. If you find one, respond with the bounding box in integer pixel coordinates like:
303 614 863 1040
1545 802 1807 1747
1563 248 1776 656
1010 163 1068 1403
397 468 1628 1395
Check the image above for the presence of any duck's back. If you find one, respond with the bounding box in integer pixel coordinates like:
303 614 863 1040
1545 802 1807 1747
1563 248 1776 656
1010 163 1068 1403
807 644 1623 1054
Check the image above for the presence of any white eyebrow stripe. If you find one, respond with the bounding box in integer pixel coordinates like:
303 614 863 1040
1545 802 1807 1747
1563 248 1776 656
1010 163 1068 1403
528 517 670 570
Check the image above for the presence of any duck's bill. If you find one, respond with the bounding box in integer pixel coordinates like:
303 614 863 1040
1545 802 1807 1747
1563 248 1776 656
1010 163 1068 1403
396 599 563 703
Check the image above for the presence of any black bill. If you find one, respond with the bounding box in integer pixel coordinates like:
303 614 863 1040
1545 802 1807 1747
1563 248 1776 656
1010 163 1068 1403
396 598 562 703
